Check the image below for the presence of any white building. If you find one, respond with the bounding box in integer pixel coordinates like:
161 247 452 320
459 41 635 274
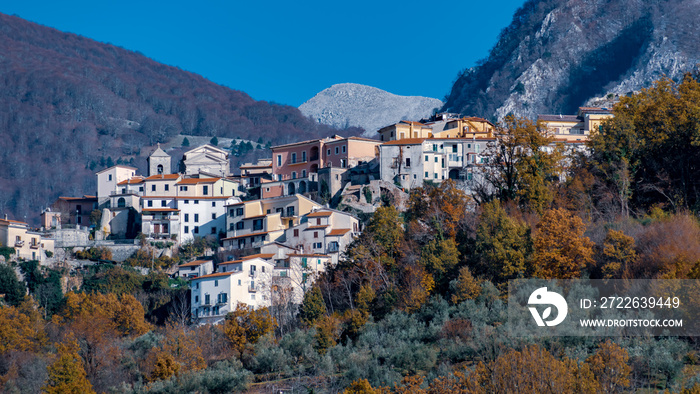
177 259 214 278
283 208 359 265
190 256 274 324
182 144 231 177
379 137 494 191
96 165 137 208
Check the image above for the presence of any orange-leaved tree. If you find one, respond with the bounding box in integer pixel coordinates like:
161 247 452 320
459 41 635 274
534 208 594 279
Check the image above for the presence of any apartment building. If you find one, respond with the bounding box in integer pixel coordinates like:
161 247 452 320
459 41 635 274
538 107 613 141
222 195 320 250
0 217 54 263
283 208 359 265
190 256 273 323
96 165 138 208
377 121 433 142
379 137 494 191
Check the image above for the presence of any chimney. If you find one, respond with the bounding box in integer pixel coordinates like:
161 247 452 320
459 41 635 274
3 214 7 220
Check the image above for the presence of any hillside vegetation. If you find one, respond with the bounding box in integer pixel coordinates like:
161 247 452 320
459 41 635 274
0 13 359 221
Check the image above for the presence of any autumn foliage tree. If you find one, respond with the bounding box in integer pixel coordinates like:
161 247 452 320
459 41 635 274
588 74 700 213
222 304 276 355
43 339 95 394
533 208 594 279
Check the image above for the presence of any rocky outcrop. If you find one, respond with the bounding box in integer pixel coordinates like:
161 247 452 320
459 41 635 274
443 0 700 120
300 83 442 137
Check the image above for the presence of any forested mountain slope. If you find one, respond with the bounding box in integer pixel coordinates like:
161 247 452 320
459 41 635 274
0 13 356 222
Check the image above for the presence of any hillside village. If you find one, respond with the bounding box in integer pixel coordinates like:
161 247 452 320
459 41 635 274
1 106 612 324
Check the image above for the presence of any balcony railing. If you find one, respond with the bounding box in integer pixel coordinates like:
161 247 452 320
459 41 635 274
248 285 257 293
30 243 40 249
15 240 24 247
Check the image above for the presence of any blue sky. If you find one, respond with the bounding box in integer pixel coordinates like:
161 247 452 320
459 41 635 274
1 0 525 107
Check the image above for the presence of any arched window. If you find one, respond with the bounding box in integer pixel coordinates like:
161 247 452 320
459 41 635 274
157 164 164 174
117 197 126 208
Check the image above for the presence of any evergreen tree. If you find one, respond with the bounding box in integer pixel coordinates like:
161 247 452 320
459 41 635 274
298 286 326 325
182 137 190 147
210 136 218 146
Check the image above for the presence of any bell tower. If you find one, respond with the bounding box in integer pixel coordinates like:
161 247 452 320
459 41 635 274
147 143 171 177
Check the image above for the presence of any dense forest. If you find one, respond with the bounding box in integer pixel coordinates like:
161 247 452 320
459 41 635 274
0 13 360 223
1 75 700 393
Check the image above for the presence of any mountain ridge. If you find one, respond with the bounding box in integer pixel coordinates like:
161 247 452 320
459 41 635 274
443 0 700 120
299 83 442 136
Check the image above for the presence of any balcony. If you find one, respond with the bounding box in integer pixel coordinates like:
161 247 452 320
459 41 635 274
14 240 24 247
248 285 257 293
110 190 140 197
30 243 40 249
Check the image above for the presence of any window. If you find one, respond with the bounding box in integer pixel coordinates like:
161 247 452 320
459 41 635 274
327 148 331 156
229 209 234 217
425 172 429 178
302 170 306 177
433 144 437 152
253 219 263 231
204 294 210 305
152 185 156 192
236 208 244 216
194 214 199 222
194 226 199 234
180 186 188 191
314 231 318 238
316 218 321 225
139 186 144 192
212 202 216 207
313 242 322 249
147 200 153 207
212 213 216 220
195 295 199 303
405 158 411 167
218 293 227 303
452 145 458 153
335 146 339 154
293 229 299 237
165 184 169 191
277 155 282 166
292 171 297 179
302 151 306 162
108 174 112 181
236 221 244 230
215 280 218 287
425 155 428 162
413 174 416 179
286 206 295 217
291 153 297 164
161 200 166 207
184 226 189 233
434 173 438 179
229 223 234 231
238 279 241 286
342 145 346 153
203 186 209 195
266 209 271 214
211 227 216 234
184 199 189 204
185 214 189 222
340 159 346 168
328 241 339 252
194 200 199 204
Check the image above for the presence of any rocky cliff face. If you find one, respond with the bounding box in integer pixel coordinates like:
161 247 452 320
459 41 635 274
299 83 442 137
443 0 700 120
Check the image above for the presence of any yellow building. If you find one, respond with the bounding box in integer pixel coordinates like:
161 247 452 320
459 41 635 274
0 217 54 262
431 117 495 139
538 107 613 141
377 121 433 141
